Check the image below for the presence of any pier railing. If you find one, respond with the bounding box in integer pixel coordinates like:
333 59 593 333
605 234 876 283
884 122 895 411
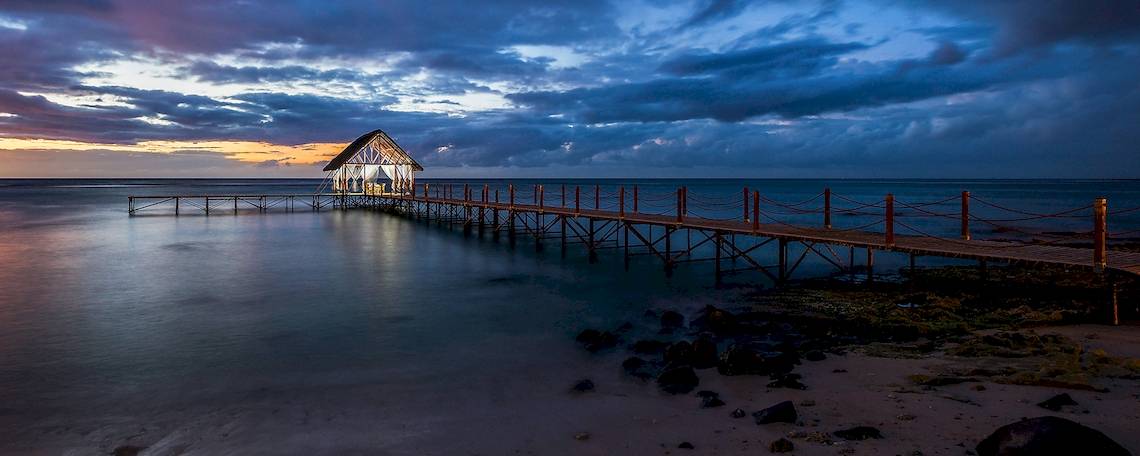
394 183 1138 271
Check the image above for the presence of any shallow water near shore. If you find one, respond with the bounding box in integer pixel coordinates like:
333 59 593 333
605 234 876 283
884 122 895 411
1 179 1138 453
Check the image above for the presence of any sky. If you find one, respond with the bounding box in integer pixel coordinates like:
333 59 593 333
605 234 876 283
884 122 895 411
0 0 1138 178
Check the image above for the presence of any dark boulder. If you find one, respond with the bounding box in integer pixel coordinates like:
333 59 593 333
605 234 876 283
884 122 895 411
661 310 685 328
678 441 694 449
571 379 595 393
690 337 719 369
769 438 795 453
977 416 1129 456
632 339 669 354
834 426 883 440
113 447 145 456
576 330 619 352
804 350 827 362
614 321 634 333
657 366 700 394
753 400 797 424
697 391 725 408
1037 393 1079 412
664 341 694 365
622 356 654 381
576 329 601 344
718 345 797 376
692 305 737 333
731 408 747 418
702 396 726 408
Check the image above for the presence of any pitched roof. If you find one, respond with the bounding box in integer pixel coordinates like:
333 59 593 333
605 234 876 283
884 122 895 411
322 129 424 172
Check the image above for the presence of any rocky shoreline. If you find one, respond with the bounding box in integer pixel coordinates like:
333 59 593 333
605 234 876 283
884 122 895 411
570 265 1139 455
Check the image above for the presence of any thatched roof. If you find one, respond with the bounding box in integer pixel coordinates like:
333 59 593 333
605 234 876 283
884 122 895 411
323 129 424 172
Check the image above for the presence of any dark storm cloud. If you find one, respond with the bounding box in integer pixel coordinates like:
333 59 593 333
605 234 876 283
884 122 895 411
683 0 750 28
914 0 1140 55
659 39 866 76
510 39 1016 124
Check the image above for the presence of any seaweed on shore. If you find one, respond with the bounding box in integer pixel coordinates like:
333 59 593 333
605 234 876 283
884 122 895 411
742 264 1136 342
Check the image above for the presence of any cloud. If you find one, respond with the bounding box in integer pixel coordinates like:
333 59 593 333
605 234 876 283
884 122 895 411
682 0 750 28
913 0 1140 56
0 0 1138 178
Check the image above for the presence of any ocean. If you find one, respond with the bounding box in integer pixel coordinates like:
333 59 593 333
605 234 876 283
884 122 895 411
1 178 1137 453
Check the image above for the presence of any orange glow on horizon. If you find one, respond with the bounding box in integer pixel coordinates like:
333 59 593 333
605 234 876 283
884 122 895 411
0 137 347 165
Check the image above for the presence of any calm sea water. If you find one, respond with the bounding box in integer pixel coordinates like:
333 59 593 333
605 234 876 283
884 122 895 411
0 178 1137 452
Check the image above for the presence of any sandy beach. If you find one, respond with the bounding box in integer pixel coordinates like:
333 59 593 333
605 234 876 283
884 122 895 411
4 302 1137 456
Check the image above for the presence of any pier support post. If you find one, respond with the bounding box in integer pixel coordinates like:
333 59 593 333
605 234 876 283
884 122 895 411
866 247 874 282
961 191 970 240
1108 273 1119 326
623 222 630 270
778 239 788 284
588 217 597 263
885 193 894 247
824 188 831 228
175 197 179 216
1094 197 1107 272
664 226 674 277
715 232 723 286
508 185 516 247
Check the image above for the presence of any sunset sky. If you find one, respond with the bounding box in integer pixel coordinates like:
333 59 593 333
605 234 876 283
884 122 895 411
0 0 1137 178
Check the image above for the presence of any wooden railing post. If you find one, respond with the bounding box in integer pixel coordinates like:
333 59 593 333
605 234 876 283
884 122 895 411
619 186 625 218
594 185 600 210
1094 197 1107 272
575 186 580 215
676 187 683 223
752 191 760 231
885 193 895 246
682 186 688 217
743 187 749 222
509 184 515 210
961 191 970 240
823 188 831 228
538 185 544 211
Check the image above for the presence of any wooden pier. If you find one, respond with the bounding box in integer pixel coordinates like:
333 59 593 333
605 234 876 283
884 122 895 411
129 184 1140 322
129 184 1140 279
